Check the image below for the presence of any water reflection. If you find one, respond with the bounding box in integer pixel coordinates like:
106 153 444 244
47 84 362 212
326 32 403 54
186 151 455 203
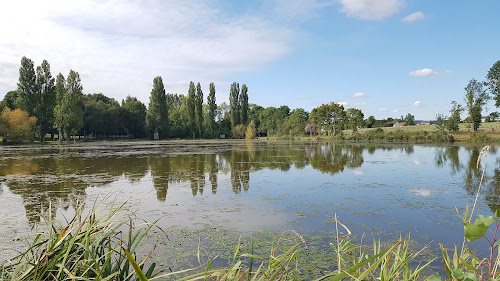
433 145 500 212
2 142 500 224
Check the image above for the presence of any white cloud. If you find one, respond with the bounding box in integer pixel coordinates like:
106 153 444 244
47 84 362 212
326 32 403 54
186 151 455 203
409 68 439 77
338 101 349 107
402 11 424 23
351 92 366 98
378 108 389 112
393 109 400 113
412 101 422 107
0 0 296 104
339 0 404 20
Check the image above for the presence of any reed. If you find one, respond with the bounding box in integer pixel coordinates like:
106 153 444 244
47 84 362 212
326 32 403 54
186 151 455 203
0 196 162 280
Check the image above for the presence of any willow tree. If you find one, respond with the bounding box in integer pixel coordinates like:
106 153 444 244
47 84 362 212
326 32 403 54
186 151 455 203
146 76 169 139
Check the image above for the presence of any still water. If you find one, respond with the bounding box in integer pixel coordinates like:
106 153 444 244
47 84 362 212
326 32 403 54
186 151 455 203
1 140 499 261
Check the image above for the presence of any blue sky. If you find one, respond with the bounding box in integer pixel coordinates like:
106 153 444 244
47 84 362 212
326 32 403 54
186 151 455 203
0 0 498 120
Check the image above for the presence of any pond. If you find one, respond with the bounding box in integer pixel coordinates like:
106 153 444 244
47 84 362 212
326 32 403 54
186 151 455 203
1 140 499 268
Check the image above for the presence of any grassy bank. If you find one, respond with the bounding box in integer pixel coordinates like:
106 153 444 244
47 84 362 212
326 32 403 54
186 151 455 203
257 123 500 143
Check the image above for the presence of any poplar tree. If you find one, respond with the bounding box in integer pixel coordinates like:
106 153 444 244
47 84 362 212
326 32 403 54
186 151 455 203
187 81 196 138
54 70 84 141
54 73 65 139
229 82 240 129
16 56 38 117
195 82 203 138
207 82 217 137
36 60 56 141
240 84 248 125
146 76 169 139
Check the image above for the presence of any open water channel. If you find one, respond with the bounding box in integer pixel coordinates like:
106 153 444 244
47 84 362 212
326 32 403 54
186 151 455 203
1 140 499 273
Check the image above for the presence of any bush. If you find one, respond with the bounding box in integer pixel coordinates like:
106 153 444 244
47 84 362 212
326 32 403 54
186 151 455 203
232 124 247 139
0 108 37 143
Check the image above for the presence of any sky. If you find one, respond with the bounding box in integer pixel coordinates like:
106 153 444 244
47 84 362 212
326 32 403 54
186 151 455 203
0 0 499 120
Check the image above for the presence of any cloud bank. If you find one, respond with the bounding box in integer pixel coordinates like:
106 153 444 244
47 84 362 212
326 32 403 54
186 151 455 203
339 0 404 20
0 0 297 103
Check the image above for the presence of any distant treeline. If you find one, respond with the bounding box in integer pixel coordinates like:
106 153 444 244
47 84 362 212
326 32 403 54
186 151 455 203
1 57 499 143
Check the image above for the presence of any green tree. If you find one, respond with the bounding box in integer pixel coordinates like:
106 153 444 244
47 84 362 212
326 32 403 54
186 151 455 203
346 108 364 132
54 70 84 141
0 91 18 110
16 57 38 117
122 96 146 138
229 82 240 129
146 76 169 139
240 84 248 125
284 108 309 136
488 60 500 106
187 81 196 138
168 94 190 138
309 102 345 135
435 113 447 135
195 82 203 138
487 111 500 122
36 60 56 141
464 79 488 131
55 73 65 104
207 82 217 138
366 115 376 128
217 102 231 137
403 113 415 126
447 101 463 132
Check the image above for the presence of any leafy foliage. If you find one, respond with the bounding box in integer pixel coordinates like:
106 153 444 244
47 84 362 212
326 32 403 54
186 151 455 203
240 84 249 125
0 108 37 143
54 70 84 141
447 101 463 132
208 82 217 137
146 76 168 139
229 82 240 129
488 60 500 107
195 82 203 138
16 56 38 117
36 60 56 140
187 81 196 138
464 79 489 131
309 102 345 136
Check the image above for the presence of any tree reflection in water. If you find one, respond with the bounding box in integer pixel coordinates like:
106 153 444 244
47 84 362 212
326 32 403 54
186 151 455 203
4 142 500 224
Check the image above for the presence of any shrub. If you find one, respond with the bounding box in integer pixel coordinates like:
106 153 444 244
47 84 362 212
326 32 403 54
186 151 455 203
232 124 247 139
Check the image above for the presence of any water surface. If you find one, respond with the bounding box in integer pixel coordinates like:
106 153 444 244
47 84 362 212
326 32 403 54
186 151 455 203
1 140 499 261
